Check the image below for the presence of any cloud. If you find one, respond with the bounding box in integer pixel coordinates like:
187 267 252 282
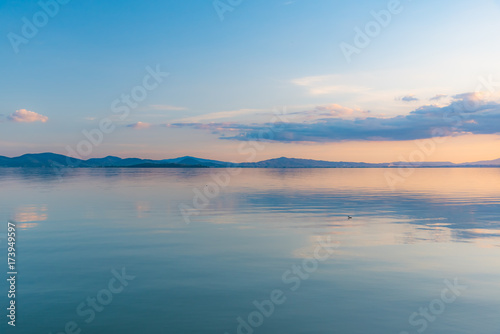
127 122 151 129
398 95 419 103
292 75 371 96
174 108 265 123
170 93 500 143
146 105 187 111
168 104 367 126
452 92 482 101
8 109 48 123
292 104 371 120
430 94 448 101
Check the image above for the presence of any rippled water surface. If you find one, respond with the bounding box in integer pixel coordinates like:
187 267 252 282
1 168 499 333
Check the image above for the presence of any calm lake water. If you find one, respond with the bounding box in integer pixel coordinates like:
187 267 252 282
1 168 499 334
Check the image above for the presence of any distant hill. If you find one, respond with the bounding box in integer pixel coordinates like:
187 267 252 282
161 156 231 167
238 157 388 168
85 156 155 167
460 158 500 166
0 153 84 167
109 163 208 168
388 161 456 167
0 153 499 168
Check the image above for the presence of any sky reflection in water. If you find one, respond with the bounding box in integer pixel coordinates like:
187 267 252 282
0 168 499 334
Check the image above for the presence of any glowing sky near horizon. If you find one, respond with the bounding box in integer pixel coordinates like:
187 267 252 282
2 0 500 163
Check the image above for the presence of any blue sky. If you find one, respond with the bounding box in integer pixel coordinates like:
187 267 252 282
2 0 500 162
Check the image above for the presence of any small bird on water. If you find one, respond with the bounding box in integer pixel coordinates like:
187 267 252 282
347 216 353 220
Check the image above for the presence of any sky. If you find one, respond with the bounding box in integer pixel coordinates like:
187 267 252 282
2 0 500 163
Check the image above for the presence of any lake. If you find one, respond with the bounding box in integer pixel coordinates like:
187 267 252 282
0 168 499 334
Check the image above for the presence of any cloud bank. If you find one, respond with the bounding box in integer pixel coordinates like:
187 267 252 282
169 93 500 143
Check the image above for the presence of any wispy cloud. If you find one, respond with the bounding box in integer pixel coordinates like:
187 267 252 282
290 70 459 116
430 94 448 101
174 108 265 123
292 75 371 96
170 104 369 125
145 105 187 111
8 109 48 123
298 104 371 119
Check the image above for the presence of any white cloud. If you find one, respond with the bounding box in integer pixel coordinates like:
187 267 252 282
146 105 187 111
174 108 265 123
289 70 473 116
430 94 448 101
8 109 48 123
291 75 371 96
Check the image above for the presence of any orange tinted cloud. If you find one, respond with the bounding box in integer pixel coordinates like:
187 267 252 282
128 122 151 129
8 109 48 123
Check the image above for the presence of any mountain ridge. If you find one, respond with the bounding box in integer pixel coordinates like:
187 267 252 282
0 153 499 168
